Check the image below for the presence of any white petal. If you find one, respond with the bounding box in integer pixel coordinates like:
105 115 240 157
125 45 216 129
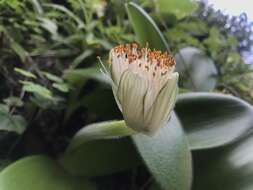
143 74 170 115
110 54 128 86
111 81 122 112
116 70 149 132
144 72 179 135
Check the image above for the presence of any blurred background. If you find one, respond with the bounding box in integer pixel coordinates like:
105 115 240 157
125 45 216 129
204 0 253 64
0 1 252 186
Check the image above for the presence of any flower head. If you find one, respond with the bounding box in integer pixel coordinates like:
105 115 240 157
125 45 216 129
101 43 178 135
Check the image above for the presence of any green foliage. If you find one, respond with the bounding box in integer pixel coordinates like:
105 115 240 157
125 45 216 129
61 116 192 190
0 155 96 190
0 0 253 190
14 68 37 79
155 0 198 19
0 104 26 134
20 81 53 99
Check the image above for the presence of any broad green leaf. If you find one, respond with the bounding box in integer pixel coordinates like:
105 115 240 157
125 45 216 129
65 120 135 151
0 155 96 190
193 131 253 190
0 104 26 134
175 47 218 91
132 113 192 190
176 92 253 150
126 2 169 51
156 0 198 19
14 68 37 79
61 121 141 177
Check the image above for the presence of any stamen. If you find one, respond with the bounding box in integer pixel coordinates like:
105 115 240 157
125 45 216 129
109 43 176 78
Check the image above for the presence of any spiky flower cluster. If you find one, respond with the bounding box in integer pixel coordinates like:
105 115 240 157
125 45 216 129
109 43 175 83
103 43 178 135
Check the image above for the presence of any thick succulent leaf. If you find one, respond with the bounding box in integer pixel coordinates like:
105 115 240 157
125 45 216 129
132 113 192 190
175 92 253 150
0 155 96 190
61 121 141 177
156 0 198 19
65 121 135 151
175 47 218 91
193 131 253 190
126 2 169 51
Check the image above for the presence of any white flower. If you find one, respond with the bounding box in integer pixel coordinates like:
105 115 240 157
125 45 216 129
101 43 178 135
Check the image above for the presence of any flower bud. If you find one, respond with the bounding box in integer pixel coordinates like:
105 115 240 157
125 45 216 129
101 43 178 135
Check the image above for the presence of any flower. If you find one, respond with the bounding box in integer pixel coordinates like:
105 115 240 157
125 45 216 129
101 43 178 135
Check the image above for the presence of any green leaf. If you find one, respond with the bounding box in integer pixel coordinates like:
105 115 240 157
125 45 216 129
126 2 169 51
61 117 192 189
52 83 69 93
20 81 53 99
63 66 111 86
156 0 198 19
43 3 85 29
0 104 26 134
3 97 24 107
38 17 59 39
10 42 28 62
193 131 253 190
175 47 218 91
31 0 43 14
14 68 37 79
175 92 253 150
70 49 93 69
0 155 96 190
132 113 192 190
65 121 135 150
61 121 141 177
41 72 63 83
0 26 28 63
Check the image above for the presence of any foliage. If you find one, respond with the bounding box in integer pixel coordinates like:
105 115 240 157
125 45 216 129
0 0 253 190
